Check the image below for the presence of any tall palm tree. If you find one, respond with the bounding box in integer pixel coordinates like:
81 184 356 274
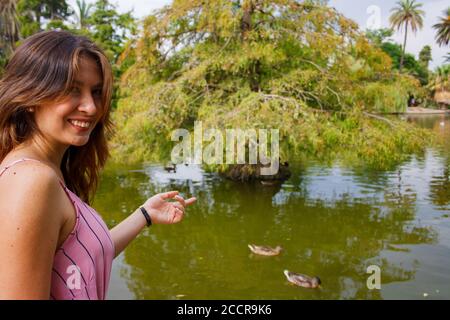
0 0 20 57
74 0 93 29
389 0 425 72
433 7 450 47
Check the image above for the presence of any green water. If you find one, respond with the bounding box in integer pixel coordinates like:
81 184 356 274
94 115 450 300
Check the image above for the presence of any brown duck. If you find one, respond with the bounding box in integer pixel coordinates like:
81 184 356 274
283 270 321 288
248 244 283 256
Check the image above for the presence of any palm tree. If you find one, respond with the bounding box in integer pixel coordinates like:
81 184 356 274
0 0 20 58
74 0 93 29
389 0 425 72
433 7 450 47
428 65 450 108
428 65 450 93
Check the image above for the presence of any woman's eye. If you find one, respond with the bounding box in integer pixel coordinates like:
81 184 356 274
70 87 81 95
93 89 102 97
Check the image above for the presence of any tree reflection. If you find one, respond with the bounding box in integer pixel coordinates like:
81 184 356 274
429 116 450 208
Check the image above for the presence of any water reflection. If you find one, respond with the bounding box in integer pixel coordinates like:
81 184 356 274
94 116 450 299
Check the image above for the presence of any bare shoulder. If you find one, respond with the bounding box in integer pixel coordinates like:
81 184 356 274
0 160 65 221
0 159 57 178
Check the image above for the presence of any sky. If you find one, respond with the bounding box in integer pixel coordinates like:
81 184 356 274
68 0 448 69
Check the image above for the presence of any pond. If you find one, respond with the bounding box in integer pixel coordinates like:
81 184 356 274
95 114 450 300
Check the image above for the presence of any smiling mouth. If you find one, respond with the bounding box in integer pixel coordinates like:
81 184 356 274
68 119 92 129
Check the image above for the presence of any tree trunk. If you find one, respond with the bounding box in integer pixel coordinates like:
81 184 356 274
241 0 254 39
400 21 408 72
250 60 261 92
240 1 261 91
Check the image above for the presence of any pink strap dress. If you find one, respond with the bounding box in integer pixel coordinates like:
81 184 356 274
0 157 115 300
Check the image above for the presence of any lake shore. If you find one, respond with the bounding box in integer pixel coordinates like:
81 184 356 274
406 107 450 114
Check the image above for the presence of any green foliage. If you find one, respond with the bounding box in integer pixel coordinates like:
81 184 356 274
381 42 429 84
86 0 136 62
367 28 430 85
0 0 20 63
419 45 432 68
84 0 137 109
427 64 450 93
17 0 73 38
74 0 93 29
337 112 432 169
110 0 433 169
111 77 194 163
365 28 394 47
354 76 419 113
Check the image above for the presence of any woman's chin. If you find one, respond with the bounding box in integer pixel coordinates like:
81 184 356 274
69 137 90 147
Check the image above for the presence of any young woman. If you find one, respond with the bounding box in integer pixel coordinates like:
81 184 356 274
0 30 196 300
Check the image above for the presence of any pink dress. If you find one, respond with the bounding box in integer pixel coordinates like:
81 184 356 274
0 158 115 300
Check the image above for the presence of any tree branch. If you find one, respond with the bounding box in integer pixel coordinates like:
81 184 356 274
362 112 396 127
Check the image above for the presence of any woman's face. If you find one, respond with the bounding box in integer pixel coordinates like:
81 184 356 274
33 56 103 148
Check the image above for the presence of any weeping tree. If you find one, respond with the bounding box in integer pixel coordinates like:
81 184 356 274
111 0 431 173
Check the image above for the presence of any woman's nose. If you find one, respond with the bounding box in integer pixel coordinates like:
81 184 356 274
79 94 97 115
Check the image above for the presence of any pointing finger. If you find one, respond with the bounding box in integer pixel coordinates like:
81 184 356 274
185 197 197 206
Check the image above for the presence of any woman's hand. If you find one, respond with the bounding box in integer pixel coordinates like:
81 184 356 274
111 191 196 257
142 191 196 224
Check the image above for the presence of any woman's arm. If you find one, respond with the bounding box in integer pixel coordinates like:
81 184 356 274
109 207 148 258
110 191 196 257
0 164 64 299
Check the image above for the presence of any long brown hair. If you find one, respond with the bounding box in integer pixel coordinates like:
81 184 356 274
0 30 114 204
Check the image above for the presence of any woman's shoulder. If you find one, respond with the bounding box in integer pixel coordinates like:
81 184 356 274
0 159 66 213
0 159 60 188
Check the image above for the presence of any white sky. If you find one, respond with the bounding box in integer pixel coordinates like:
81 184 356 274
68 0 448 69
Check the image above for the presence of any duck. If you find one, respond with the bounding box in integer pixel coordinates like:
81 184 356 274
248 244 283 256
164 163 177 173
283 270 321 288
